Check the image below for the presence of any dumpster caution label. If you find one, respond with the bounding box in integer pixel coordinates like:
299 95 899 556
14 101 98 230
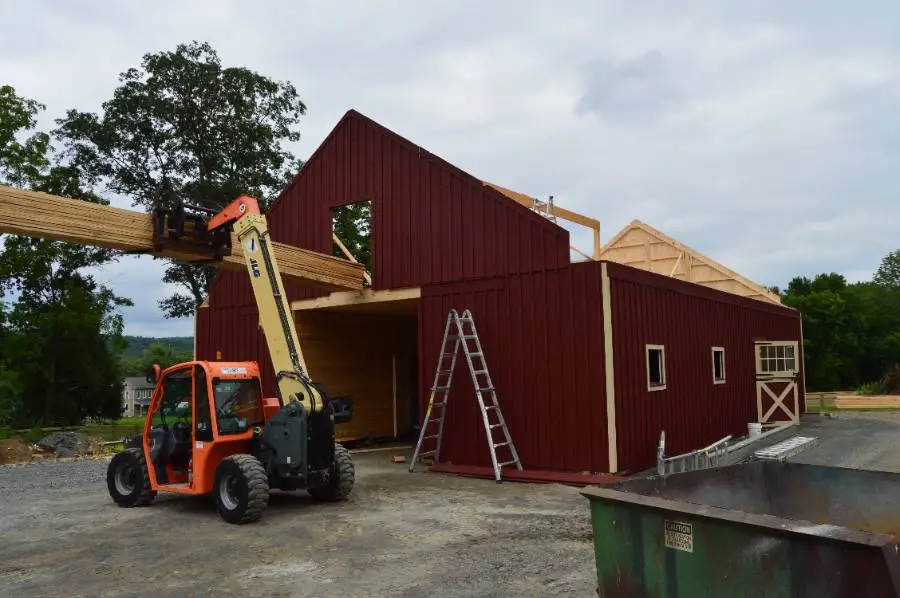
664 520 693 553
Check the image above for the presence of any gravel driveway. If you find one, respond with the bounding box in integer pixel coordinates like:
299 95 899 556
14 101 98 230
0 451 599 597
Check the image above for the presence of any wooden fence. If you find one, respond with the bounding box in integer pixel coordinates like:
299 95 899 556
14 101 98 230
805 392 900 411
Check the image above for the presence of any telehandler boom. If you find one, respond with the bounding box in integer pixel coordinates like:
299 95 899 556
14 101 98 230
106 194 356 523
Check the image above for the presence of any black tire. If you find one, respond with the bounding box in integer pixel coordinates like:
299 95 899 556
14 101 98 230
213 454 269 524
107 447 155 507
308 443 355 502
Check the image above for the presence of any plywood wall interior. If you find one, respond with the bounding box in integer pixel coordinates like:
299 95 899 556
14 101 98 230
599 222 781 305
295 308 417 441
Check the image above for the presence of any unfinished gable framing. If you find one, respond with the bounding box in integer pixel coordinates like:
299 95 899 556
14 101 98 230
597 219 782 305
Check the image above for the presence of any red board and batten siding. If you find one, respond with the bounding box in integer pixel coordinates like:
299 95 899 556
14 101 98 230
195 304 277 396
204 110 569 310
604 261 804 473
418 262 611 474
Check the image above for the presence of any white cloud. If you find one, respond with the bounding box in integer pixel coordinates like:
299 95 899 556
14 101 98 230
2 0 899 336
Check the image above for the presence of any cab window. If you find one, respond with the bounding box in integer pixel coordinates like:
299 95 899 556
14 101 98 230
212 378 264 435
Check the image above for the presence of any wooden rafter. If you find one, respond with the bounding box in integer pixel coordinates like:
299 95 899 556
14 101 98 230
598 219 782 304
482 181 601 259
332 231 372 286
0 185 366 291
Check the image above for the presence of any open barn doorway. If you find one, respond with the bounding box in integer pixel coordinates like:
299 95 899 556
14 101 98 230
292 288 420 446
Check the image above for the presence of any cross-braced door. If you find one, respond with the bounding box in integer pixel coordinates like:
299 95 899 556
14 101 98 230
754 340 800 423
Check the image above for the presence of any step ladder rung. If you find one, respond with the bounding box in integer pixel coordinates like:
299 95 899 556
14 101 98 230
410 308 522 480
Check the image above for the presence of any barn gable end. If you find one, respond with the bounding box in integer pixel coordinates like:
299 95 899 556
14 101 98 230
206 109 571 309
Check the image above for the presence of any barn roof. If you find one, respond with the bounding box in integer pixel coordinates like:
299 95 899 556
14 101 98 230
598 219 782 304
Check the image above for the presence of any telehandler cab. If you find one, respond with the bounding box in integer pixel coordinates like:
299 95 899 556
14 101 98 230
106 192 356 523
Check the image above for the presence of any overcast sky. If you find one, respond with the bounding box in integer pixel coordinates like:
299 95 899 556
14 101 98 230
2 1 898 337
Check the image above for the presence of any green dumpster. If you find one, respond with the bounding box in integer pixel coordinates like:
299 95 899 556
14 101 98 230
581 461 900 597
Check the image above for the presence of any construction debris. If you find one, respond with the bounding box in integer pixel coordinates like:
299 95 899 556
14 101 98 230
0 185 366 291
36 432 94 458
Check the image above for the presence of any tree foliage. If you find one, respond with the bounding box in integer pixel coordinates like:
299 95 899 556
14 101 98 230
119 341 193 377
0 84 131 427
332 201 372 277
874 250 900 291
52 40 309 318
780 266 900 393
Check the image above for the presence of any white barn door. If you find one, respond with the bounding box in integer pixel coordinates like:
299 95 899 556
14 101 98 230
754 340 800 424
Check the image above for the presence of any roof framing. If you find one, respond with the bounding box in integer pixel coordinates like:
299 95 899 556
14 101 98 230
598 219 782 305
482 181 601 259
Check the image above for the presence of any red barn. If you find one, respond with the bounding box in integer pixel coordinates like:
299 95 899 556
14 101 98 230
195 109 805 476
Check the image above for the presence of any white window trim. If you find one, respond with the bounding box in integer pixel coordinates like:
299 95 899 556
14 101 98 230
712 346 726 385
754 340 800 378
645 344 666 391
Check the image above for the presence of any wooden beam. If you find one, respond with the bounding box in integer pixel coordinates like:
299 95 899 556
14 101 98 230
0 185 365 291
483 181 601 231
291 287 421 311
570 244 594 261
332 231 372 286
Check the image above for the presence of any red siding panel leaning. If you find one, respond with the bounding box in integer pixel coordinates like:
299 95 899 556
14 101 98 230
605 261 804 473
418 262 610 474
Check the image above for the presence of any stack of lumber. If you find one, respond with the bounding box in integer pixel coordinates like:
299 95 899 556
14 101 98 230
832 395 900 409
0 185 365 291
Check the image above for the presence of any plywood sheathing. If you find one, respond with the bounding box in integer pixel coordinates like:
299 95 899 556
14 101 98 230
0 185 365 291
598 219 782 305
296 309 417 441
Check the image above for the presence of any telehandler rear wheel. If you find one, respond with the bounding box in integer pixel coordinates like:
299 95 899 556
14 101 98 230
308 443 355 502
107 447 156 507
213 454 269 524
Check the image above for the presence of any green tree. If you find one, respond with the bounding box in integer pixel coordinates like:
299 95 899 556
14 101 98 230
0 85 132 426
332 201 372 277
120 341 193 377
53 40 309 318
781 264 900 393
874 249 900 290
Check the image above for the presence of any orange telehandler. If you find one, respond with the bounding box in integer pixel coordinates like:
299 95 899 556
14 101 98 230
106 193 355 523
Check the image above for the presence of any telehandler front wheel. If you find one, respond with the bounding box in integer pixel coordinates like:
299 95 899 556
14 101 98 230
308 443 355 502
213 454 270 524
107 447 156 507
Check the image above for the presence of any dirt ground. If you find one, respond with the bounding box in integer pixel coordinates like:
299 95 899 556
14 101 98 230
0 449 600 597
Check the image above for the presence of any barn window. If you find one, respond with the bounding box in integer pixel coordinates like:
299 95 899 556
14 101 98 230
712 347 726 384
332 201 373 286
645 344 666 391
755 341 799 377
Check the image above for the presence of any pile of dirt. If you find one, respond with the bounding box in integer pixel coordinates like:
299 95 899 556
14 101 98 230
0 440 32 465
36 431 94 458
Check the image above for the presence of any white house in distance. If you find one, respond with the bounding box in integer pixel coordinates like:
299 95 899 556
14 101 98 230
121 377 154 417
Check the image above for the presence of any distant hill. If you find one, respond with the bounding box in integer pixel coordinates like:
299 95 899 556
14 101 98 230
118 336 193 359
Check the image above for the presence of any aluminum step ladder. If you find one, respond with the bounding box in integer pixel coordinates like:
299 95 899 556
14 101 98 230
408 308 523 482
